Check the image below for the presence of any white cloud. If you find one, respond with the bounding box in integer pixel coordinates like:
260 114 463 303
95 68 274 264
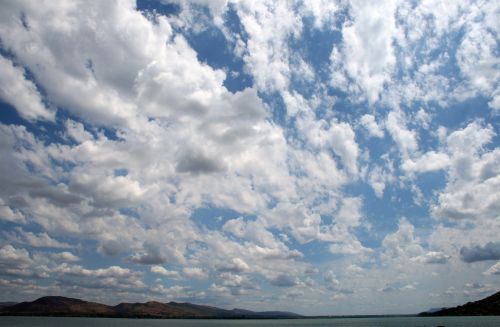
301 0 340 29
386 110 418 158
0 56 54 121
346 264 363 274
296 114 360 176
411 251 450 264
456 9 500 109
368 163 394 198
0 201 26 224
432 122 498 221
54 263 145 289
15 229 72 249
0 0 498 314
402 151 450 174
483 261 500 275
183 267 208 280
50 252 80 262
360 114 384 138
0 245 51 278
216 257 250 273
400 283 417 291
235 1 302 93
0 244 31 264
415 108 431 129
331 0 399 104
382 218 423 261
218 272 258 293
329 122 360 176
150 266 181 279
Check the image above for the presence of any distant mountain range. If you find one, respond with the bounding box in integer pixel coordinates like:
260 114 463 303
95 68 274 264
3 291 499 318
419 290 500 316
0 296 302 319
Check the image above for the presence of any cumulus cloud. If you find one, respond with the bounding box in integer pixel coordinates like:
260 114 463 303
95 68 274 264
50 252 80 262
331 0 398 104
215 257 249 273
0 202 26 224
378 282 417 293
386 110 418 159
234 1 302 93
432 122 498 221
13 229 72 249
411 251 450 264
483 261 500 275
0 56 54 121
54 263 145 290
360 114 384 138
382 218 423 260
150 266 181 279
183 267 208 280
0 0 498 314
455 7 500 110
0 245 49 278
402 151 451 174
368 163 393 198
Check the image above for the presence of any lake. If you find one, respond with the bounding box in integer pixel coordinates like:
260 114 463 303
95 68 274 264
1 316 500 326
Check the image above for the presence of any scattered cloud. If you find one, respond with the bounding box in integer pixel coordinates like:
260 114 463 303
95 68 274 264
150 266 181 279
183 267 208 280
483 262 500 276
0 0 498 315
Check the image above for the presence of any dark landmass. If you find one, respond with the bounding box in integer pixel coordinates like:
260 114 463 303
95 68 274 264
1 297 115 317
0 302 17 309
421 307 444 314
419 290 500 316
0 296 301 319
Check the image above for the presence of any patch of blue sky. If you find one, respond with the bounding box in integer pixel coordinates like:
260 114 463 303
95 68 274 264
182 7 253 93
434 97 496 130
344 182 398 244
292 16 341 80
0 101 26 126
0 98 121 150
113 168 129 177
415 170 447 201
190 206 256 232
273 227 335 264
119 207 140 220
0 221 25 239
78 240 130 269
136 0 181 17
257 91 291 130
224 3 246 39
358 131 392 160
185 239 208 255
390 186 435 228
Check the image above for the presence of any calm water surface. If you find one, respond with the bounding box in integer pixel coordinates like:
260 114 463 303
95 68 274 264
1 316 500 327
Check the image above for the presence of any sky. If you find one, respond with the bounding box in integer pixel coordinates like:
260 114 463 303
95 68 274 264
0 0 499 316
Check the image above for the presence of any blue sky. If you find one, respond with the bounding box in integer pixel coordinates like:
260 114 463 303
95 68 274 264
0 0 499 315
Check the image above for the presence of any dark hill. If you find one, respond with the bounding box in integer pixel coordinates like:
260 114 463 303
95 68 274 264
0 296 301 318
0 302 17 309
2 296 114 316
113 301 235 318
420 290 500 316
